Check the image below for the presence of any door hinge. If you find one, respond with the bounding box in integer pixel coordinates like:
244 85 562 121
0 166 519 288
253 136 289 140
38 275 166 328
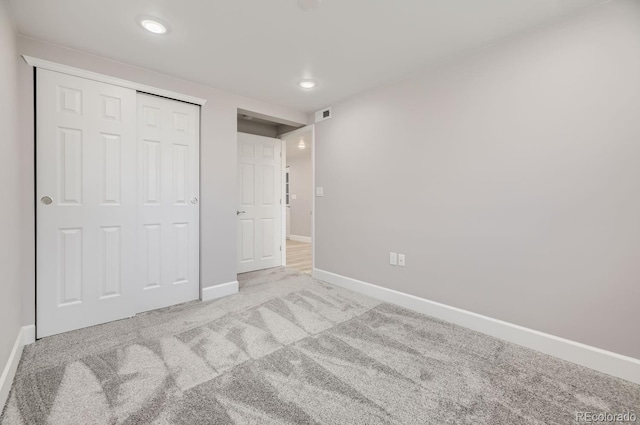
280 246 282 251
280 198 282 205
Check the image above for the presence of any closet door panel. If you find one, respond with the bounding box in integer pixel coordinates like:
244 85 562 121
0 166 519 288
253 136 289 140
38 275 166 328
36 69 137 338
137 93 200 313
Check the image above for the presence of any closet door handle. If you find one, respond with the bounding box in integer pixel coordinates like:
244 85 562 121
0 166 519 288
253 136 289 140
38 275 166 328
237 210 246 215
191 197 198 204
41 196 53 205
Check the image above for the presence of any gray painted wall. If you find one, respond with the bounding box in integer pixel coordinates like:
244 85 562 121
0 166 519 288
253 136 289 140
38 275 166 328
314 0 640 359
16 37 307 326
287 153 313 238
0 0 22 374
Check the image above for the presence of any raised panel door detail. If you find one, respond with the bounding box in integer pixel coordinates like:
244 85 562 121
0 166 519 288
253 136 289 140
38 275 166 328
261 219 274 259
240 219 254 261
240 142 255 157
173 112 188 133
262 144 274 159
240 164 255 206
174 223 189 284
99 227 121 299
101 95 121 121
261 165 274 206
100 133 121 205
59 228 83 306
143 140 161 204
173 144 188 204
143 106 161 128
59 127 83 205
57 86 82 115
143 224 161 289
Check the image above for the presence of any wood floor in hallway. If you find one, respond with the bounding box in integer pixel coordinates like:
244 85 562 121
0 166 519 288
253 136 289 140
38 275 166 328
286 239 312 274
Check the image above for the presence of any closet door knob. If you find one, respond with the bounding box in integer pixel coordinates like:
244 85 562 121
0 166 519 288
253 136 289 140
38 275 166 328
41 196 53 205
191 197 198 204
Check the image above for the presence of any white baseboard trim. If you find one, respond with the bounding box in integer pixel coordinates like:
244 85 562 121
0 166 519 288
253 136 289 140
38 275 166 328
201 281 239 302
21 325 35 346
0 325 35 410
289 235 312 243
313 268 640 385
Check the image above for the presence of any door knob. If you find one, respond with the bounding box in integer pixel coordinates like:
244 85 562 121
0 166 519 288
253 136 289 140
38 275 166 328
41 196 53 205
237 210 246 215
191 197 199 205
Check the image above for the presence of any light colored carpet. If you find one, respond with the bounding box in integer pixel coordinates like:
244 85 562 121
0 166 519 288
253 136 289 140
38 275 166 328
1 267 638 424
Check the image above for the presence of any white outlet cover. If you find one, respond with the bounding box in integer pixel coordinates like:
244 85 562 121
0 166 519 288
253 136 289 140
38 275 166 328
398 254 406 267
315 187 324 197
292 194 297 200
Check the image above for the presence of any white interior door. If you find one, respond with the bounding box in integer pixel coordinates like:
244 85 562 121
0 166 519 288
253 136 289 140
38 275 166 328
36 69 137 338
137 94 200 312
237 133 282 273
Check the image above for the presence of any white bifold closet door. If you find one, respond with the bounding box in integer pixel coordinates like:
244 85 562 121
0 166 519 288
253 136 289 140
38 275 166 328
36 69 199 338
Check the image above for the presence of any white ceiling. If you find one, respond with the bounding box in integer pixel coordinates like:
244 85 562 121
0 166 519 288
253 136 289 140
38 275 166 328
8 0 604 113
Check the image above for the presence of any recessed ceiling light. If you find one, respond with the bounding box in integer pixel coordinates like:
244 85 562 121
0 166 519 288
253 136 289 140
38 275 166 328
298 79 317 89
141 19 167 34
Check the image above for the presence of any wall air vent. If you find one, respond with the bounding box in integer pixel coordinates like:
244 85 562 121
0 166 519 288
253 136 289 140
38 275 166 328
315 107 332 123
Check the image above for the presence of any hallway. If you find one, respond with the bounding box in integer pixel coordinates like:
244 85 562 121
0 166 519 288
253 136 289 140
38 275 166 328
286 239 312 274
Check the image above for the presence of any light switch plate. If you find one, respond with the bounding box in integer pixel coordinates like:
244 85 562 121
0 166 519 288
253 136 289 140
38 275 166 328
292 194 297 200
315 187 324 197
390 252 397 266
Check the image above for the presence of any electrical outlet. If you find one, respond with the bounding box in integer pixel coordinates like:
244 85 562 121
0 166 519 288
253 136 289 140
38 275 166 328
390 252 398 266
315 187 324 197
398 254 406 267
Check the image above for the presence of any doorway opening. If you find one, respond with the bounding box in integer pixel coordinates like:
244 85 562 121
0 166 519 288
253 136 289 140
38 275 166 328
281 129 313 274
236 110 313 276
